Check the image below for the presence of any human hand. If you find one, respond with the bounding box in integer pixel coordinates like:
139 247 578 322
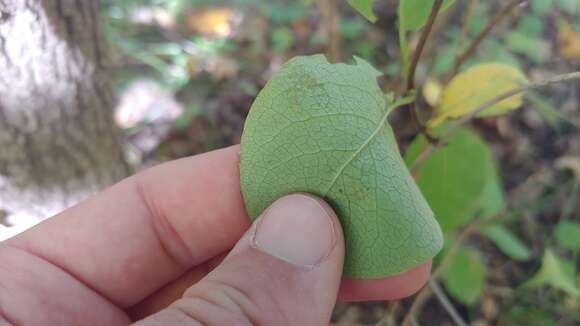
0 145 430 325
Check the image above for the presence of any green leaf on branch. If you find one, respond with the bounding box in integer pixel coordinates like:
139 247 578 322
555 220 580 251
483 224 532 261
398 0 457 31
527 92 564 131
397 0 456 75
442 246 487 305
524 249 580 298
405 127 500 234
530 0 552 15
478 171 506 216
557 0 579 15
240 55 444 278
347 0 377 23
272 27 294 53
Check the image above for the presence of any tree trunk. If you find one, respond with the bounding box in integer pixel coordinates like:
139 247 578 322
0 0 130 221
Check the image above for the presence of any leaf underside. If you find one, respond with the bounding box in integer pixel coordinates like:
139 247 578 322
240 55 443 278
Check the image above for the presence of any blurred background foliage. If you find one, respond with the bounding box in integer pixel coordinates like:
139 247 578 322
99 0 580 324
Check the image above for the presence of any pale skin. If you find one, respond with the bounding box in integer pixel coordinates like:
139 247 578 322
0 145 431 325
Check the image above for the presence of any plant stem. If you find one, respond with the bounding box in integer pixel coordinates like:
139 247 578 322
406 0 444 92
436 212 505 278
320 0 341 62
400 26 410 78
457 0 478 51
401 286 432 326
404 0 444 136
445 0 521 82
410 71 580 172
560 180 580 221
374 301 401 326
400 212 504 326
429 279 469 326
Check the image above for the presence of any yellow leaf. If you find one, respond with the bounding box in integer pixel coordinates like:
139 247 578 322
187 8 235 37
558 22 580 61
429 63 528 128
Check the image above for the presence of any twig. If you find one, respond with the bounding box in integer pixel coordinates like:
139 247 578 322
436 211 505 277
429 279 469 326
445 0 522 82
401 212 505 326
375 301 401 326
320 0 341 62
406 0 444 92
560 180 579 221
457 0 478 51
410 71 580 172
401 286 433 326
419 2 455 59
405 0 444 137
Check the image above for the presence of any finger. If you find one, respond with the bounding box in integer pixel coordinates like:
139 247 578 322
5 146 251 308
339 261 431 301
127 254 226 321
128 260 431 321
135 194 344 326
0 245 129 325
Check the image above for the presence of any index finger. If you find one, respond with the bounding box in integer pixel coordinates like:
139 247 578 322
6 146 250 308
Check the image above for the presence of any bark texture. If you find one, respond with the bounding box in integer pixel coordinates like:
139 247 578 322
0 0 129 220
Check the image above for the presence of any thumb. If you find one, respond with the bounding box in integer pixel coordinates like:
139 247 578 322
135 194 345 326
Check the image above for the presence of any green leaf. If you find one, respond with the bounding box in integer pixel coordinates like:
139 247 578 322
509 306 559 325
398 0 457 31
405 127 495 234
442 246 487 305
531 0 553 15
272 27 294 53
480 38 522 69
240 55 444 277
347 0 377 23
483 224 532 261
524 249 580 298
555 220 580 251
340 18 365 39
354 41 375 60
433 44 458 76
516 15 544 38
468 2 489 35
527 92 563 131
266 3 307 23
478 172 505 216
506 32 548 64
557 0 579 15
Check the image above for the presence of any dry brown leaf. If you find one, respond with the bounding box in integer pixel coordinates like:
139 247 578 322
558 22 580 61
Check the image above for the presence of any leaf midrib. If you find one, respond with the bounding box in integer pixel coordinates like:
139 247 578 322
321 109 390 197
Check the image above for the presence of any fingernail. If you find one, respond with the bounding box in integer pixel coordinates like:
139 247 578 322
251 194 336 268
